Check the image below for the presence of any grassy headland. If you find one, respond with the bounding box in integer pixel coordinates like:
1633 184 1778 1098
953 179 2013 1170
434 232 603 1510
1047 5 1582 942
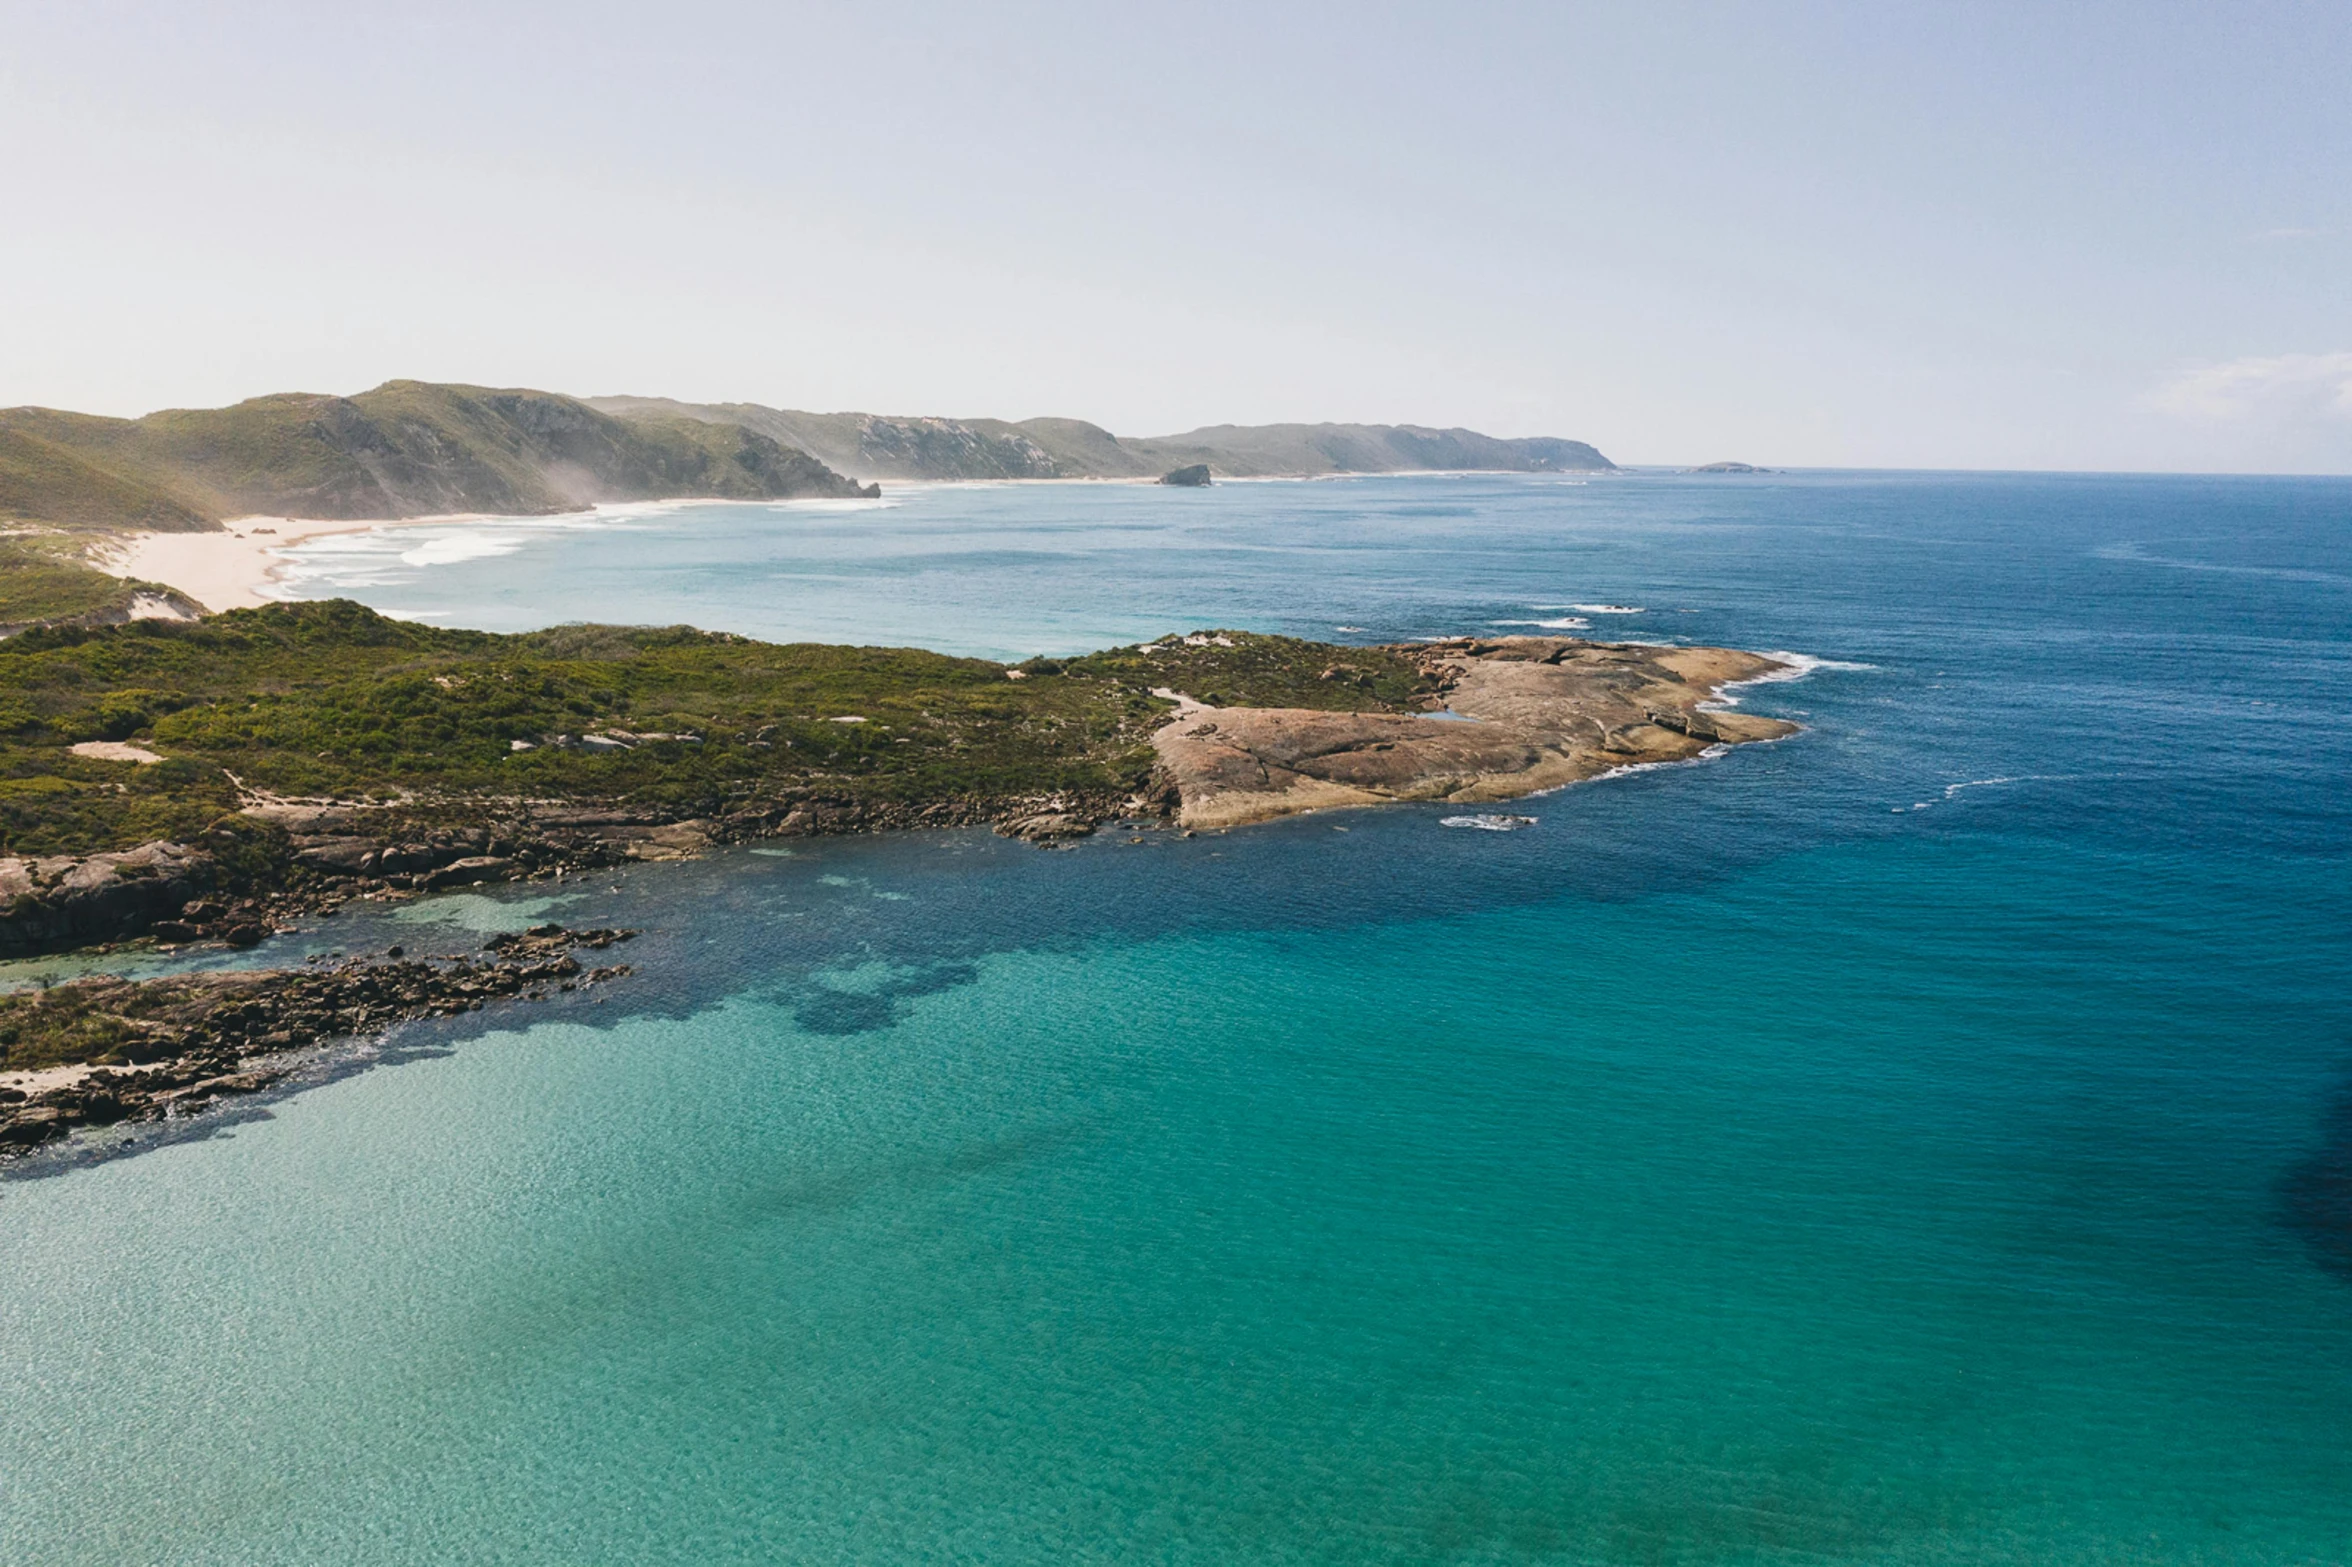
0 602 1429 863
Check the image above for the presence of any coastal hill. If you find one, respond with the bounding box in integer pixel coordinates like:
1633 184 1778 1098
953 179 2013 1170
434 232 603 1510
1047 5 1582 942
587 397 1616 482
0 381 1611 537
0 381 879 534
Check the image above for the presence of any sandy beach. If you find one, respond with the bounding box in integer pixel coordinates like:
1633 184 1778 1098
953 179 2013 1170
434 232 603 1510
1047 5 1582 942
92 514 456 612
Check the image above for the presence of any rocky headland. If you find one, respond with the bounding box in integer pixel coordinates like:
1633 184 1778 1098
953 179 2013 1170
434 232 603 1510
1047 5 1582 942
0 614 1807 1164
1 612 1802 958
1151 636 1797 828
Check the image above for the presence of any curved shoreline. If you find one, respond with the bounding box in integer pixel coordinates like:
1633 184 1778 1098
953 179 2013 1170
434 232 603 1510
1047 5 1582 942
91 514 447 613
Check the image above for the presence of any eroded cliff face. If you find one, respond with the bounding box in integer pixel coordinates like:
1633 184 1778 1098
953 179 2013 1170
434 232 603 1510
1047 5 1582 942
1150 637 1798 829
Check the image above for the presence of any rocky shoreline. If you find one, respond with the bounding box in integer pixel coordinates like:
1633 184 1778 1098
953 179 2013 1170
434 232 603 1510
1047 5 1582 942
1 635 1796 958
0 925 636 1161
1152 635 1800 828
0 785 1147 959
0 632 1807 1167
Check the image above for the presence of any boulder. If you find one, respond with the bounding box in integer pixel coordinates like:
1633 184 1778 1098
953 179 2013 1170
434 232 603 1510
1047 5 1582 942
421 856 515 889
293 838 378 874
0 841 218 953
995 812 1095 843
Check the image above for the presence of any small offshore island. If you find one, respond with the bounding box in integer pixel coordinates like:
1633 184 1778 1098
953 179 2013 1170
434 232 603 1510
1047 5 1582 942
0 602 1792 1157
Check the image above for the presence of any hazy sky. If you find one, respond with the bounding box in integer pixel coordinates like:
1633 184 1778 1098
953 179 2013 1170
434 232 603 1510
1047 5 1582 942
4 1 2349 471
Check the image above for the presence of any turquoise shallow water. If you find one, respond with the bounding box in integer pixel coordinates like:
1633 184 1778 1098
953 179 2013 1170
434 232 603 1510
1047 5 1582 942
4 472 2350 1563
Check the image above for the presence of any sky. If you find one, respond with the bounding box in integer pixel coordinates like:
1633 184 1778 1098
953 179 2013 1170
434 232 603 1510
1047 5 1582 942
3 0 2349 472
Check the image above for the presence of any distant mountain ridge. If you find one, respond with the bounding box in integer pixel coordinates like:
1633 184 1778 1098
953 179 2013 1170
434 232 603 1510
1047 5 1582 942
587 397 1615 482
0 381 1611 534
0 381 877 533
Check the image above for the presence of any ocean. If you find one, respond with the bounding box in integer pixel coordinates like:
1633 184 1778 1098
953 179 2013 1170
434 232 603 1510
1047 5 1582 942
4 470 2349 1564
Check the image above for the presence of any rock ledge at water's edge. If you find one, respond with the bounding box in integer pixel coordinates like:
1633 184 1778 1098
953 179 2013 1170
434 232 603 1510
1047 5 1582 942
1152 637 1798 829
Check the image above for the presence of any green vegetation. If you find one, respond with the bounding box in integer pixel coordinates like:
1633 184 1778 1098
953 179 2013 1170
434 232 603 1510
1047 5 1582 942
0 537 191 633
0 974 187 1073
4 376 1613 530
588 397 1618 481
0 429 214 532
0 603 1427 859
0 382 877 534
1061 634 1424 710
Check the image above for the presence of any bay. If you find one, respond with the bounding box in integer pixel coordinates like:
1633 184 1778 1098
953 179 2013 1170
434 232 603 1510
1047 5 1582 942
4 471 2348 1563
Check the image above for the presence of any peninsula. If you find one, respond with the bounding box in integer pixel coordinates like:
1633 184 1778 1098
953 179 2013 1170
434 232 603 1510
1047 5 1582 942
0 600 1793 1155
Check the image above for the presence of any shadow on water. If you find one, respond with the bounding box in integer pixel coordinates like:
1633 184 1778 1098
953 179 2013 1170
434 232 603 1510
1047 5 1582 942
2280 1064 2352 1284
740 1118 1096 1226
771 960 985 1035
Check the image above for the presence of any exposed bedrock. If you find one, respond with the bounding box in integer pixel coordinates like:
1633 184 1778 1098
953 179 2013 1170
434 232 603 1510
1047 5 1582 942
0 926 638 1159
1150 636 1798 829
0 841 221 953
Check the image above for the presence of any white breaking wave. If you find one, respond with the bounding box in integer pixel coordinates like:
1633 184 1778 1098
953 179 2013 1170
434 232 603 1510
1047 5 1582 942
1751 651 1876 679
1900 776 2038 813
1524 742 1741 800
402 533 528 567
1706 651 1877 706
1532 603 1644 614
1491 617 1591 630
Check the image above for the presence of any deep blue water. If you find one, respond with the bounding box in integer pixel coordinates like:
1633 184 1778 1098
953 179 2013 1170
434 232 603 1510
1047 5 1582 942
3 471 2349 1564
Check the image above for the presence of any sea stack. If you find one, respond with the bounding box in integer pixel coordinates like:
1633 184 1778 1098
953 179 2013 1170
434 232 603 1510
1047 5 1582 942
1159 464 1213 487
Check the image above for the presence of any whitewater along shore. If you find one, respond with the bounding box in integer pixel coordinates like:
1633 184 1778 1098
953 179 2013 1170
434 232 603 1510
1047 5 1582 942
0 925 636 1160
94 512 484 613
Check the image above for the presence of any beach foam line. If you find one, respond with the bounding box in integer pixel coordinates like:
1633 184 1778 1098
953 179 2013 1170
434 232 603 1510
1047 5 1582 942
401 533 529 567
